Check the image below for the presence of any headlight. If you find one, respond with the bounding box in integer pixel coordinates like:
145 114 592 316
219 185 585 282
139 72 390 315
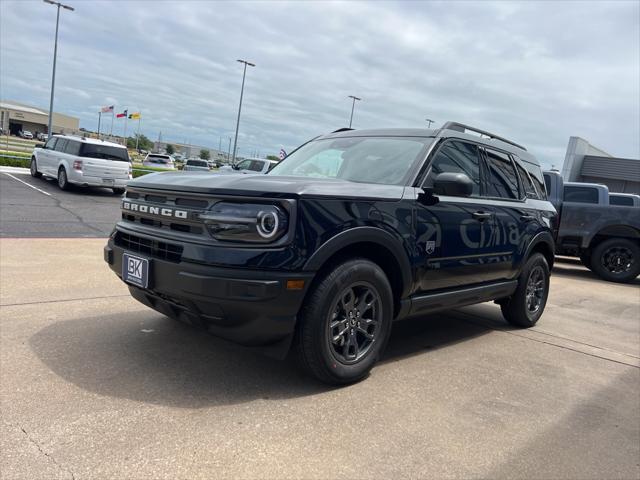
200 202 288 243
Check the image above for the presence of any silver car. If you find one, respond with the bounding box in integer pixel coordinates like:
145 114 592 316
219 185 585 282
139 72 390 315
183 159 210 172
143 153 176 170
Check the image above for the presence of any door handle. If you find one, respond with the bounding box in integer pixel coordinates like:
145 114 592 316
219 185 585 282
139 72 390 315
472 211 493 221
520 215 536 222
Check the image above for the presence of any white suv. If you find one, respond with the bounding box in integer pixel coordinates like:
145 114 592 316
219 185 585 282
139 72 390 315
31 135 131 194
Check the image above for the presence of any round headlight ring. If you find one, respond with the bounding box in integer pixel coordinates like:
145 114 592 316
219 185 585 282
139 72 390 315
257 210 280 239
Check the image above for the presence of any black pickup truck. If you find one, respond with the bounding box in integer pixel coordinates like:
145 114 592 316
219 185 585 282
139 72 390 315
544 171 640 283
105 123 556 384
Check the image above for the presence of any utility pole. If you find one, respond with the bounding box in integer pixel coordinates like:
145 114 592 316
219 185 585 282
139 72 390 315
232 59 255 162
425 118 435 128
44 0 74 136
227 137 232 162
348 95 361 128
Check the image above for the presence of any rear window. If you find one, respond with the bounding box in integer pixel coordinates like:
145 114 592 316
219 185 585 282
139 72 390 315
64 140 81 156
147 155 171 164
524 163 547 200
564 186 599 204
187 160 208 167
483 148 520 199
515 161 537 199
610 195 634 206
80 144 129 162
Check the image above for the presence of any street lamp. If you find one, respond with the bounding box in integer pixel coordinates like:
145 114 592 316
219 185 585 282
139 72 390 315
425 118 435 128
231 59 255 162
43 0 74 137
347 95 361 128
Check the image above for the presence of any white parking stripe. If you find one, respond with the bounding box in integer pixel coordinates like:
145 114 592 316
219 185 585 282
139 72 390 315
3 173 52 196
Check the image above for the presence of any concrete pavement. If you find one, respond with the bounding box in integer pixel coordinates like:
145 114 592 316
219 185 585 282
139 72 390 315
1 238 638 479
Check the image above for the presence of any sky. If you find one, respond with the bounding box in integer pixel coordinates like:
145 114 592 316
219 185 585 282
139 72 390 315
1 0 638 167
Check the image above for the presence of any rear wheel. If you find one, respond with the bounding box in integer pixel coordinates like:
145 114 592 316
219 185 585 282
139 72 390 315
57 167 70 191
590 238 640 283
296 259 393 385
30 157 42 178
501 253 550 328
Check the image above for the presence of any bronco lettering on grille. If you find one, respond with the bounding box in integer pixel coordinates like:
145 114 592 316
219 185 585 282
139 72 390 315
122 201 188 219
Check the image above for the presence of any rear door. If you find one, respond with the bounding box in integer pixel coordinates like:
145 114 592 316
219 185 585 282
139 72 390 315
415 139 497 290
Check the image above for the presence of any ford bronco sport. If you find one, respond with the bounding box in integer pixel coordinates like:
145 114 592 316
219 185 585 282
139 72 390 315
105 122 556 384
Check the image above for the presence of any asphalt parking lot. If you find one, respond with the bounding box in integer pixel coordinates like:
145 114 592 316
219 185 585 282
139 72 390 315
1 168 639 479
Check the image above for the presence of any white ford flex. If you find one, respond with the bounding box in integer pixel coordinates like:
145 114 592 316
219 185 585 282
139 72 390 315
31 135 132 194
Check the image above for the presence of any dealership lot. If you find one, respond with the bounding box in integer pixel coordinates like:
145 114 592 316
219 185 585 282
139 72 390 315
1 169 639 479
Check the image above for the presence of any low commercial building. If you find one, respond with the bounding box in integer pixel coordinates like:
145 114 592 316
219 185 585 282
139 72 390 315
0 100 79 136
561 136 640 194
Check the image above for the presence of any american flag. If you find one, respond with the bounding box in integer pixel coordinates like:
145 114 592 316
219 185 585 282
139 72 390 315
101 105 114 113
278 148 287 160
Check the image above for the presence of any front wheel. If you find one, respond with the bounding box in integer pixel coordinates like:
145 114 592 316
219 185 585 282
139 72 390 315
30 157 42 178
112 187 125 195
57 167 70 191
501 253 550 328
295 259 393 385
590 238 640 283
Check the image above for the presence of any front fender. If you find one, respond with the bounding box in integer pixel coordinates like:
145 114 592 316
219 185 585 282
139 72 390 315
303 226 413 297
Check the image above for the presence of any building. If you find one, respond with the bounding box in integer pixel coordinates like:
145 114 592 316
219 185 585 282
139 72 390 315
561 136 640 194
153 140 229 163
0 100 79 136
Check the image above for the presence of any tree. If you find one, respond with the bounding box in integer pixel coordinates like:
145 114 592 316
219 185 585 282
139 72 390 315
199 149 211 160
266 155 279 161
165 144 175 155
126 134 153 151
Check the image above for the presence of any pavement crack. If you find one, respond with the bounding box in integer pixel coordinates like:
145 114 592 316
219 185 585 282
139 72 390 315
1 294 131 307
16 424 76 480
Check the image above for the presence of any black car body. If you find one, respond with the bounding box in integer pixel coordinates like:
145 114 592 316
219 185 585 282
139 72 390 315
105 122 556 383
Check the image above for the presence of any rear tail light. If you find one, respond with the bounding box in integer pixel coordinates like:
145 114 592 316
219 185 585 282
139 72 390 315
73 160 83 170
128 164 133 179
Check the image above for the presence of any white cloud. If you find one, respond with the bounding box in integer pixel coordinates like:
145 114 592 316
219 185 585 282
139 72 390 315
0 0 638 165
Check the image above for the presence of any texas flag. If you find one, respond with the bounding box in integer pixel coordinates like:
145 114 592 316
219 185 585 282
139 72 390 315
116 110 128 118
101 105 114 113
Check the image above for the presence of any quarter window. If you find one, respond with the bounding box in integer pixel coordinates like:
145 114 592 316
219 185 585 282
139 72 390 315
55 139 68 152
424 141 481 196
484 149 520 199
564 186 599 204
610 195 634 206
515 161 537 199
64 140 81 156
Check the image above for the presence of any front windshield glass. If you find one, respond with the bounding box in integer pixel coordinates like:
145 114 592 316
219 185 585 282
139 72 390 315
269 136 432 185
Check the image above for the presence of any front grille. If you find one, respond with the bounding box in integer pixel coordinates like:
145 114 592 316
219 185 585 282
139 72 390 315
115 232 183 263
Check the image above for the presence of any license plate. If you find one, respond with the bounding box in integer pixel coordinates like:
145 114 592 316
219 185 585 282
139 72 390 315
103 178 115 185
122 253 150 288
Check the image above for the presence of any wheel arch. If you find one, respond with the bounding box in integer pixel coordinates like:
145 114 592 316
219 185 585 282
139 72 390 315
304 227 413 317
525 231 555 270
588 225 640 250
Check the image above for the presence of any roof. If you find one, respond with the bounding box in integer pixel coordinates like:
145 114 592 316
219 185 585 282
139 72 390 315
581 155 640 183
53 134 125 149
0 101 48 116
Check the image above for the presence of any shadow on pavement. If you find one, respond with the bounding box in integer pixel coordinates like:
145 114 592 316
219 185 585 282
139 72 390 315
552 261 640 287
29 308 495 408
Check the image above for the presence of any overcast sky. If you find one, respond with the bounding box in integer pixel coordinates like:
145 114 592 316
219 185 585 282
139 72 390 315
1 0 638 166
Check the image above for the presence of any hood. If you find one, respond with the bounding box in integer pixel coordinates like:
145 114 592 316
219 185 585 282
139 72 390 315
128 172 405 200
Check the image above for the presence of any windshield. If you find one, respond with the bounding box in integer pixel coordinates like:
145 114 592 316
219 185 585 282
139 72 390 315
269 136 432 185
187 160 208 167
79 144 129 162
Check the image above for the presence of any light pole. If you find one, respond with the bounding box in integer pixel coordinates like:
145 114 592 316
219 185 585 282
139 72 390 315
348 95 361 128
232 59 255 162
43 0 74 136
425 118 435 128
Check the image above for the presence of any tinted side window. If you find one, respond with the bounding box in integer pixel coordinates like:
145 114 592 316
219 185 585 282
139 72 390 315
525 163 547 200
564 186 599 204
45 137 58 150
544 173 551 195
424 141 481 195
484 149 520 199
515 161 537 199
55 139 68 152
249 161 264 172
609 195 634 206
64 140 81 156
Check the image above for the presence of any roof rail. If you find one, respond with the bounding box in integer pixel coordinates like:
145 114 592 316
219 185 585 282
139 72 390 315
332 127 354 133
441 121 527 151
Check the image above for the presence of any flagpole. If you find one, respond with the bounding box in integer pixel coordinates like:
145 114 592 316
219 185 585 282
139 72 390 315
97 111 101 139
124 114 128 143
110 109 114 136
135 114 142 151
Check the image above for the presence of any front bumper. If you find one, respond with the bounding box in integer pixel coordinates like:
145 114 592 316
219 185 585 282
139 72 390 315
104 239 314 348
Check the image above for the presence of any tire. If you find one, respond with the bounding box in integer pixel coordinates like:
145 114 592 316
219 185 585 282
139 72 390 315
501 253 550 328
112 187 125 195
57 167 70 191
579 251 593 270
30 157 42 178
590 238 640 284
295 258 393 385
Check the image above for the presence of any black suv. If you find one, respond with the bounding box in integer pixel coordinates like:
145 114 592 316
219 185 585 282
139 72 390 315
105 122 556 384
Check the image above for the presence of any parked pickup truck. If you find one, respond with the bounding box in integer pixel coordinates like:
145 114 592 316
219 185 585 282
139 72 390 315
544 171 640 283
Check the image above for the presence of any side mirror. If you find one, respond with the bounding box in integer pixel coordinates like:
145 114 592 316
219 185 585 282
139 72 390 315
36 143 45 149
432 172 474 197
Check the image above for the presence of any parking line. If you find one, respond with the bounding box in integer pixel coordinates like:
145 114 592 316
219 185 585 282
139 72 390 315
3 173 52 196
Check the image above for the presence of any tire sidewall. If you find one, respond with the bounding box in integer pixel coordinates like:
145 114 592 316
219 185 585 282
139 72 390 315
309 261 393 382
522 254 550 324
30 157 37 177
592 238 640 283
58 167 68 189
